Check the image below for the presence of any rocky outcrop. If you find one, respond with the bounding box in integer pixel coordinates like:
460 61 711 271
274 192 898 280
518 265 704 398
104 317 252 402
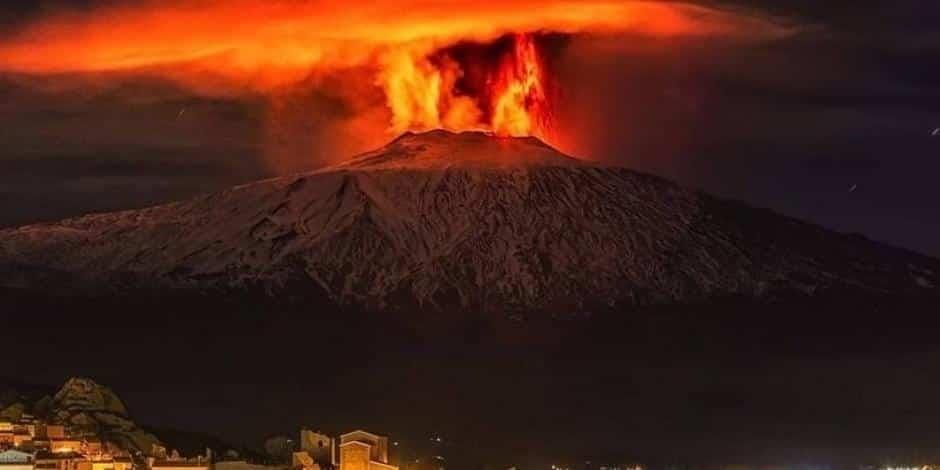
0 130 937 313
47 378 160 454
52 378 129 415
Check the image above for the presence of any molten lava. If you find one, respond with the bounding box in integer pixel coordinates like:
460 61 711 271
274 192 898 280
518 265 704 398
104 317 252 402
380 33 552 138
491 34 550 137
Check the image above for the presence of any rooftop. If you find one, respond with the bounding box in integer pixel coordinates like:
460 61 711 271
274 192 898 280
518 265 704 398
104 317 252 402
150 462 209 468
35 451 86 460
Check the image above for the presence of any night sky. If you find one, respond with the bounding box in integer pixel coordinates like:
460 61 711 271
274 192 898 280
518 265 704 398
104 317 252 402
2 1 940 465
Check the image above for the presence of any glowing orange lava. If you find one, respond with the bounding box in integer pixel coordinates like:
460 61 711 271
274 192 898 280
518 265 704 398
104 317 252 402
379 33 551 138
491 34 550 137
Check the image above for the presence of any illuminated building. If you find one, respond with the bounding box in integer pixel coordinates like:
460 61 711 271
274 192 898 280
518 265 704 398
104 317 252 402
11 431 30 449
34 451 87 470
148 450 211 470
339 431 397 470
0 422 13 446
75 457 132 470
36 426 65 441
0 449 34 470
292 452 320 470
149 461 210 470
216 461 284 470
49 441 81 454
300 429 335 468
79 441 102 457
14 419 36 439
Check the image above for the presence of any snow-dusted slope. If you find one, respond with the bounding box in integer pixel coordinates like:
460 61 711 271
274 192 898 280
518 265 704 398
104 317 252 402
1 130 937 311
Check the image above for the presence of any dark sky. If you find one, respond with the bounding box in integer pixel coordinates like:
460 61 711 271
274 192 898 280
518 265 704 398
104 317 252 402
0 1 939 257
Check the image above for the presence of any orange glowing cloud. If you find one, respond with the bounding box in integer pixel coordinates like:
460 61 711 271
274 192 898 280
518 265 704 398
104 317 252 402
0 0 791 146
0 0 787 76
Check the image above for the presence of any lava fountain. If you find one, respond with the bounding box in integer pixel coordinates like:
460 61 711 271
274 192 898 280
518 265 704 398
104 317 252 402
380 33 554 139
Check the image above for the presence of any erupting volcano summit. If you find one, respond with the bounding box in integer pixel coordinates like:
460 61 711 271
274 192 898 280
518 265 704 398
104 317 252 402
382 33 555 138
1 131 937 312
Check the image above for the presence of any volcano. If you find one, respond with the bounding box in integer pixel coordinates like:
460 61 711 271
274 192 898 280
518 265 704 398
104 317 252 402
5 130 940 465
1 130 938 312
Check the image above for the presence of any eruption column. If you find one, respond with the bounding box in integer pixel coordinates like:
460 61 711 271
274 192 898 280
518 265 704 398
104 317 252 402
379 33 552 138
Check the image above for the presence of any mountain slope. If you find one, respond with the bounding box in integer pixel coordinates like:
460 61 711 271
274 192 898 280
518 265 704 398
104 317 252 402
1 130 937 312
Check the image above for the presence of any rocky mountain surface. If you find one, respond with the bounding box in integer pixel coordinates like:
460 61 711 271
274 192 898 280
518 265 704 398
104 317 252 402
1 130 937 313
48 378 160 453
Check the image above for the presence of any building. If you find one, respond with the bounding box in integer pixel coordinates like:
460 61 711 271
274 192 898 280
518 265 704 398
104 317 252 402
216 462 282 470
30 438 80 454
0 423 13 446
48 441 81 454
148 451 211 470
0 449 34 470
338 431 397 470
292 452 320 470
31 440 50 452
11 431 31 449
149 460 210 470
75 457 132 470
35 427 65 441
300 430 334 467
78 442 102 457
13 419 36 439
34 451 86 470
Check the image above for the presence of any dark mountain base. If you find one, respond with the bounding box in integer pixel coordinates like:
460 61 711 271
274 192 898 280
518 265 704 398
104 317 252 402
3 288 940 467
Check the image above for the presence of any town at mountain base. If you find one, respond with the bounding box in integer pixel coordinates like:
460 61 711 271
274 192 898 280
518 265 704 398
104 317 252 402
0 378 423 470
1 377 158 455
0 377 251 470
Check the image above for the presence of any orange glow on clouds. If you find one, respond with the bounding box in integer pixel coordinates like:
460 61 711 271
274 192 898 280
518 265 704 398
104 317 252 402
0 0 788 139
